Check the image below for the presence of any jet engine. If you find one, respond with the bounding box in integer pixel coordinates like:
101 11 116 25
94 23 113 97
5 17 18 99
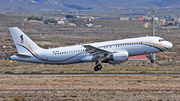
113 50 128 62
104 50 129 64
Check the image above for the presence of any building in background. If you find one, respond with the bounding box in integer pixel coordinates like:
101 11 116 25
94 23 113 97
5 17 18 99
57 20 64 25
68 23 76 27
129 17 138 20
158 19 166 26
86 23 93 27
144 22 152 28
138 16 143 21
143 16 152 21
118 17 129 21
174 17 180 23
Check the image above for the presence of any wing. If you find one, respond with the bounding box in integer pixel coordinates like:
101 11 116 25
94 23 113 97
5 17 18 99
84 45 111 60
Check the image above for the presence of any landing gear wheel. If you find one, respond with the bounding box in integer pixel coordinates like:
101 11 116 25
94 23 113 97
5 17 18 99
151 60 155 63
97 64 102 70
94 64 102 71
149 53 155 63
94 66 99 71
94 58 103 71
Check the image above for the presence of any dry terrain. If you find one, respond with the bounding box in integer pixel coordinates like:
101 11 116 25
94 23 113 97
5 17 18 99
0 14 179 61
0 60 180 74
0 14 180 101
0 13 180 73
1 75 180 101
0 15 179 60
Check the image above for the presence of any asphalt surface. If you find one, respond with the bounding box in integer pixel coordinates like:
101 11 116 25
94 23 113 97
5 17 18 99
0 73 180 76
1 88 179 92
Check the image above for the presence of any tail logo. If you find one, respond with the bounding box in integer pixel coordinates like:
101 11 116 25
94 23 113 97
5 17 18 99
20 35 24 43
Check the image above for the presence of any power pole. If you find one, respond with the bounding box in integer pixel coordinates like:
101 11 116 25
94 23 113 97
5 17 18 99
152 9 156 36
152 8 156 61
165 51 167 62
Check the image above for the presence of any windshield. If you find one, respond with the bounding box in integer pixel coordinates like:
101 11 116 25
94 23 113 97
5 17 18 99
159 39 166 42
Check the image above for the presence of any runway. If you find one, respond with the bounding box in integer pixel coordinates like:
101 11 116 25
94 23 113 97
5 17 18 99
1 73 180 100
0 73 180 76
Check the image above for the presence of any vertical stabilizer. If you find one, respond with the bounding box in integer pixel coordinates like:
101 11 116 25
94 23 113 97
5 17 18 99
9 27 42 54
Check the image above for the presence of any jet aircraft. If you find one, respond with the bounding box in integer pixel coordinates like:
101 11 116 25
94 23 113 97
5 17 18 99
9 27 173 71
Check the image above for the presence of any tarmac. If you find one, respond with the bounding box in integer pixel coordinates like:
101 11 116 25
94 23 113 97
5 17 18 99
0 73 180 76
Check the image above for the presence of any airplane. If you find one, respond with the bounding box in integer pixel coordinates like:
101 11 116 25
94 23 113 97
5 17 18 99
9 27 173 71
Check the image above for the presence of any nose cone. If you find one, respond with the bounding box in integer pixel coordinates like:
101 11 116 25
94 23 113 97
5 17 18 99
167 42 173 49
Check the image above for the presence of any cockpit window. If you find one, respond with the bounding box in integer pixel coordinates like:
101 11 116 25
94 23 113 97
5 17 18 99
159 39 166 42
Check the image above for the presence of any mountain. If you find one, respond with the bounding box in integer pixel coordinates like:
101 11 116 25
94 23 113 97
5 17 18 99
159 0 180 7
0 0 180 14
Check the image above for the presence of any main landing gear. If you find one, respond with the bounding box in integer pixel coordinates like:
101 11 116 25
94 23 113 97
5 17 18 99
149 53 155 63
94 64 102 71
94 58 103 71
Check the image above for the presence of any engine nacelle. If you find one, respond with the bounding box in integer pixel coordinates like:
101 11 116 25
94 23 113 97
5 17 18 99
112 50 129 62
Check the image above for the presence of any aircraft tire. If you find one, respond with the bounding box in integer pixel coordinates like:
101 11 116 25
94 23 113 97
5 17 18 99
151 60 155 63
94 66 99 71
97 64 102 70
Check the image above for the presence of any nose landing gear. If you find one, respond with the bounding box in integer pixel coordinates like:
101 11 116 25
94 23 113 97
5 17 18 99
151 60 155 63
149 53 155 63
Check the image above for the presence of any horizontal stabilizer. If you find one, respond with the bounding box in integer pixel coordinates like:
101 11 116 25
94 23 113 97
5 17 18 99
16 54 32 58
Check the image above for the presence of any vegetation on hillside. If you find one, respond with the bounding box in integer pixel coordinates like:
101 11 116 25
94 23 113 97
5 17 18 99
28 16 43 21
44 19 57 24
66 14 77 18
167 22 174 26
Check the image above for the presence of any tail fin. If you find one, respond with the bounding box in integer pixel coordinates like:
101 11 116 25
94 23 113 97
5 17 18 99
9 27 42 54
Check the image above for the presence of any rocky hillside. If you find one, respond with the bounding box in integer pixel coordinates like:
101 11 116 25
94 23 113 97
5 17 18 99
0 0 180 13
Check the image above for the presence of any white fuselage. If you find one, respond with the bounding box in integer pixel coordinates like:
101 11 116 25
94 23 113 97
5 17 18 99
10 36 172 64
